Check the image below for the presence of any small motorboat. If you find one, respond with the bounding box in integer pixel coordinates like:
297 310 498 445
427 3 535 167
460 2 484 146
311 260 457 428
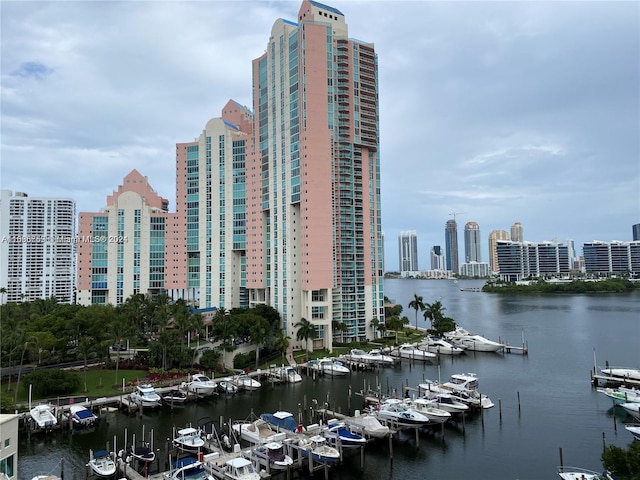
601 367 640 382
69 405 98 429
624 423 640 441
87 450 117 477
162 389 189 406
167 457 213 480
298 435 341 464
392 344 436 361
557 466 615 480
216 379 238 395
597 386 640 405
173 426 205 452
129 384 162 409
222 457 261 480
29 404 58 430
250 441 294 470
405 398 451 424
344 411 390 438
367 349 395 366
323 419 367 448
233 419 286 445
235 375 261 391
260 411 303 433
620 402 640 420
272 366 302 383
309 358 350 376
374 399 430 427
120 442 155 464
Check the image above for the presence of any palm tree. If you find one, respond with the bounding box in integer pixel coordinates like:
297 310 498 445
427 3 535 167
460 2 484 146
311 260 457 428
370 318 380 339
76 335 94 392
14 335 38 405
332 320 348 343
386 316 402 344
408 294 425 331
0 287 6 304
294 317 316 361
423 300 446 330
249 316 270 369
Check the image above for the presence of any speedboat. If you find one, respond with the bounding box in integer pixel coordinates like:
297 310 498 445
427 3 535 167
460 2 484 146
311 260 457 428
69 405 98 429
184 373 218 396
120 442 155 464
87 450 116 477
223 457 261 480
344 412 390 438
250 442 294 470
173 426 205 452
392 344 436 361
272 366 302 383
417 384 470 414
233 419 286 444
298 435 341 464
620 402 640 420
374 399 430 427
445 326 504 352
29 404 58 430
557 466 615 480
624 423 640 441
405 398 451 424
216 379 238 395
162 388 189 406
129 384 162 408
597 386 640 405
323 419 367 448
260 411 303 433
420 336 465 355
368 349 395 366
310 358 350 376
235 375 261 391
167 457 213 480
601 367 640 382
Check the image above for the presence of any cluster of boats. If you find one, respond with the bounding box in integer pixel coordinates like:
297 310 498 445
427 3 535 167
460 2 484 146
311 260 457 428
597 382 640 442
27 403 99 432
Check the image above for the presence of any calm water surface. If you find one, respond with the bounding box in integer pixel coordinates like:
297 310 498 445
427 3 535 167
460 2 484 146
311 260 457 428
18 279 640 480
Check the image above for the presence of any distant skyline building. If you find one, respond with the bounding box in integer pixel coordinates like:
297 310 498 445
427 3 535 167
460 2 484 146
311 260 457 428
511 222 524 242
633 224 640 241
459 261 490 278
0 189 76 304
488 230 510 273
445 219 459 273
76 170 169 306
496 240 570 282
583 241 640 276
464 221 481 263
430 245 445 270
399 230 419 272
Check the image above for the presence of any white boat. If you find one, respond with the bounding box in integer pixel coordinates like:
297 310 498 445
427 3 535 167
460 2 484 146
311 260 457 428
309 358 350 376
368 349 395 366
162 389 189 406
405 398 451 424
601 367 640 382
442 373 495 409
420 336 465 355
87 450 117 477
597 386 640 405
260 411 303 433
249 441 294 470
272 366 302 383
217 379 239 395
557 466 615 480
129 384 162 408
298 435 341 464
69 405 98 429
120 442 155 463
392 344 436 361
29 404 58 430
235 375 261 391
223 457 261 480
417 384 470 414
620 402 640 419
184 373 218 396
445 327 504 352
624 423 640 441
322 419 367 448
167 457 213 480
374 399 431 427
232 419 287 444
344 411 390 438
173 426 205 452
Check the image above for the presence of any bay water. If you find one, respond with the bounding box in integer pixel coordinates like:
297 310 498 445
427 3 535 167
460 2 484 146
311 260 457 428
17 279 640 479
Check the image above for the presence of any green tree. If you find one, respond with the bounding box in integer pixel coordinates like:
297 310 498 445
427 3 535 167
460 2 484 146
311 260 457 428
423 300 446 330
386 316 403 344
408 294 425 331
295 317 316 361
249 316 270 369
370 318 380 339
602 441 640 479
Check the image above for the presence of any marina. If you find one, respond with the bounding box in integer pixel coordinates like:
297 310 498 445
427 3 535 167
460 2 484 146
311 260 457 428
14 279 640 479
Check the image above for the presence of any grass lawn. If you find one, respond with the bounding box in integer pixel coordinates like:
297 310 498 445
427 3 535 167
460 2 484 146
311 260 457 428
5 368 150 403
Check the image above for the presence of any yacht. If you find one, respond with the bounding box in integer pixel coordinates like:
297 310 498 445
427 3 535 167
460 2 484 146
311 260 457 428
129 384 162 408
373 399 430 427
392 344 436 361
445 326 504 352
405 398 451 424
420 336 465 355
309 358 350 376
184 373 218 396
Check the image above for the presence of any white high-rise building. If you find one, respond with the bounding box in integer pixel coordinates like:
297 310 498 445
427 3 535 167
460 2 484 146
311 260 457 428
0 190 76 304
399 230 419 272
464 221 481 262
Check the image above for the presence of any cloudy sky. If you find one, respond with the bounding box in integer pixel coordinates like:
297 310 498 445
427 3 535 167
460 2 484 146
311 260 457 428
2 1 638 270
